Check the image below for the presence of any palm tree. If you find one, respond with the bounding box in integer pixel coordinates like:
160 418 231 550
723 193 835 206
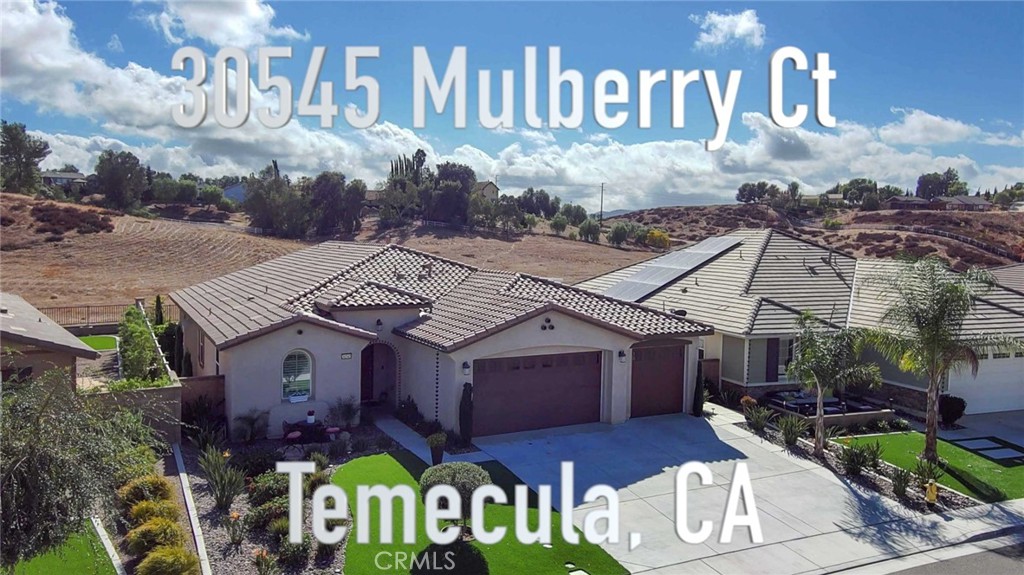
788 311 882 457
865 257 1024 462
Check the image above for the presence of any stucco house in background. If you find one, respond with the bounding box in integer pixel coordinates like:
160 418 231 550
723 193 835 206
471 181 500 201
170 243 712 438
578 229 1024 415
0 292 100 382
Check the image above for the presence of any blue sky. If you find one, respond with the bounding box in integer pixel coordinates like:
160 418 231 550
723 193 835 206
2 1 1022 209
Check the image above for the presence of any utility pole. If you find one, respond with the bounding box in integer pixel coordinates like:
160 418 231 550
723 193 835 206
599 182 605 224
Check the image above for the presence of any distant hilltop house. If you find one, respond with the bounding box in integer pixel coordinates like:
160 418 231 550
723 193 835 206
881 195 993 212
1 292 100 383
936 195 993 212
41 170 87 190
471 181 500 201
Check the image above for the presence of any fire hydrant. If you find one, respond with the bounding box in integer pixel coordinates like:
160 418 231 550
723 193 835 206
925 479 939 505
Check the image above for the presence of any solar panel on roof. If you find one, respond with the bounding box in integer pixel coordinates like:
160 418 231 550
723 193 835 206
602 236 743 302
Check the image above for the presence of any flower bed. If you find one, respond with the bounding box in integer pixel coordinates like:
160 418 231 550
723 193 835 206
183 424 397 574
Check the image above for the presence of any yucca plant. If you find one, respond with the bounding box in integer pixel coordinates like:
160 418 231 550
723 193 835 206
746 406 775 435
199 446 244 510
777 414 809 446
890 467 912 498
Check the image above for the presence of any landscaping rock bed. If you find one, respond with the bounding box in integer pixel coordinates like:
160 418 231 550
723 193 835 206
183 424 396 574
734 422 977 513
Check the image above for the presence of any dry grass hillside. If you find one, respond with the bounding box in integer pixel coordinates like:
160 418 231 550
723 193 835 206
0 195 654 306
610 205 1023 271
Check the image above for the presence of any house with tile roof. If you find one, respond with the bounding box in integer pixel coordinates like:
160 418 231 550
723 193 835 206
170 243 712 438
471 181 499 201
1 292 100 383
578 229 1024 415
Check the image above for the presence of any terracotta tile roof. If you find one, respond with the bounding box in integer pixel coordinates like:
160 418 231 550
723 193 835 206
172 241 711 351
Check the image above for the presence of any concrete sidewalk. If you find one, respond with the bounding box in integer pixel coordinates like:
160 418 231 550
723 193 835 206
374 414 493 465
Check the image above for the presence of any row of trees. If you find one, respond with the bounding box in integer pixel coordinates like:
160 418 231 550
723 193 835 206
241 161 366 238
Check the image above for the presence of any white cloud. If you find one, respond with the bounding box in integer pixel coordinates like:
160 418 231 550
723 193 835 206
106 33 123 52
878 107 981 145
689 9 766 51
979 130 1024 147
145 0 309 49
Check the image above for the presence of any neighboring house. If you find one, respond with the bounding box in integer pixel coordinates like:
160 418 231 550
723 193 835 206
471 181 500 201
881 196 933 210
41 171 87 191
578 229 1024 415
222 182 247 203
0 292 100 383
170 243 712 438
935 196 993 212
990 263 1024 293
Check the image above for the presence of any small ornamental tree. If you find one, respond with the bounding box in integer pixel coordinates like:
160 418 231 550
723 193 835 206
607 222 629 247
578 219 601 243
458 383 473 447
419 463 491 526
153 295 164 325
173 323 184 374
549 214 568 236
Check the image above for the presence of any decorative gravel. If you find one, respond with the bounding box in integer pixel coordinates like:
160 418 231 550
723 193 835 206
183 424 397 574
735 422 977 512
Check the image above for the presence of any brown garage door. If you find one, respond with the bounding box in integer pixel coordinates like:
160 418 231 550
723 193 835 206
473 351 602 436
631 343 686 417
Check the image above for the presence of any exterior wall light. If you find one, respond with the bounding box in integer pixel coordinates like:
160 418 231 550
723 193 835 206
462 361 471 375
375 319 383 332
618 350 627 363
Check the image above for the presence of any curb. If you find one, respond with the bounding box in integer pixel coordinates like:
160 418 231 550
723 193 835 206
90 516 126 575
172 443 213 575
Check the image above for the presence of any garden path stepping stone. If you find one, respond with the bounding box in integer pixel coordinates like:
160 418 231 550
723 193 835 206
979 448 1024 460
956 438 1003 450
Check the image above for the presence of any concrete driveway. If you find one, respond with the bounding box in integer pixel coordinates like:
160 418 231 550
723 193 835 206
475 407 915 574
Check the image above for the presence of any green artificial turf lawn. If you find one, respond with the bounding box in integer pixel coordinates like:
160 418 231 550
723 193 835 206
79 335 117 351
848 432 1024 502
332 451 627 575
14 523 115 575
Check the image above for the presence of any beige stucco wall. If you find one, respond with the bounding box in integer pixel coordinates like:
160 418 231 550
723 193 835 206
219 321 369 438
3 342 77 382
721 334 745 384
180 314 217 377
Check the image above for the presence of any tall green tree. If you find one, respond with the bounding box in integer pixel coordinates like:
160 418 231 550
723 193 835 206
1 121 51 195
94 149 146 210
788 312 882 457
309 171 346 235
865 257 1024 462
341 179 367 233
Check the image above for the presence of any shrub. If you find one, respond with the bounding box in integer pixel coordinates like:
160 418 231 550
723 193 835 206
316 540 339 561
136 545 200 575
125 518 184 556
114 444 159 486
646 229 671 248
350 436 370 453
823 425 845 442
890 418 912 432
187 421 225 453
252 548 279 575
129 500 181 526
268 517 291 543
740 395 758 412
230 446 278 479
232 410 268 444
248 471 290 506
863 440 884 469
305 448 330 472
746 406 774 435
838 443 871 476
304 469 331 498
200 446 245 510
873 419 891 433
328 396 360 428
939 395 967 426
119 475 173 505
427 432 447 449
890 468 913 498
329 433 350 458
224 512 245 546
549 214 568 236
118 307 159 381
277 534 311 568
719 388 740 408
419 463 491 522
607 222 629 246
395 396 424 426
247 496 289 530
578 219 601 242
778 415 809 446
912 459 945 486
567 230 578 241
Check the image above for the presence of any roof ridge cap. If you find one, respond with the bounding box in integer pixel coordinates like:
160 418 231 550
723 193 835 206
739 230 773 296
285 244 388 308
743 296 763 335
387 243 481 272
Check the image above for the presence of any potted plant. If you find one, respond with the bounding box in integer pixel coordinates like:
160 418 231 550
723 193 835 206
306 409 316 424
427 432 447 466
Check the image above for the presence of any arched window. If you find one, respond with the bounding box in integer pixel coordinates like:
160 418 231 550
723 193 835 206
282 350 312 400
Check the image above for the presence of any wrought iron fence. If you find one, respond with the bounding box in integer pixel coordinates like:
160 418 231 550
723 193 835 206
39 300 180 327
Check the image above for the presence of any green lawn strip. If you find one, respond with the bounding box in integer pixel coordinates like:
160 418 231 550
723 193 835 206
14 522 116 575
848 432 1023 502
332 451 627 575
79 335 118 351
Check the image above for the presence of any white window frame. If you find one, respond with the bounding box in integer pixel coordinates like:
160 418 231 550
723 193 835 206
282 350 313 401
